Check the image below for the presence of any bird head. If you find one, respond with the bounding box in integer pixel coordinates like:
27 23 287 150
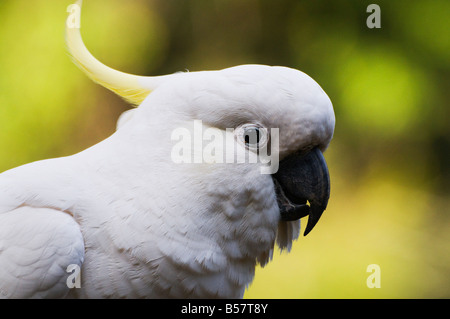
66 1 335 265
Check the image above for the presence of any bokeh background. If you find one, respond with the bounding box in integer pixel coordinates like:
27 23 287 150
0 0 448 298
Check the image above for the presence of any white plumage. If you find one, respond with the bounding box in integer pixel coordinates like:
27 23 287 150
0 1 335 298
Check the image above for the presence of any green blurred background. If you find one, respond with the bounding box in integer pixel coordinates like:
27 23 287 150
0 0 448 298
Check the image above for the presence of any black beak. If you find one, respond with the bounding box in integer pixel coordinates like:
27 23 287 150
273 147 330 236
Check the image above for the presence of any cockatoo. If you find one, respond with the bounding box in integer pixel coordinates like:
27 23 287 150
0 1 335 298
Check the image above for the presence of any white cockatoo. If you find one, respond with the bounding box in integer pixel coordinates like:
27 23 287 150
0 1 335 298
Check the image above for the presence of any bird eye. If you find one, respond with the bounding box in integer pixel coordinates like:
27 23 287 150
244 126 260 147
236 124 268 150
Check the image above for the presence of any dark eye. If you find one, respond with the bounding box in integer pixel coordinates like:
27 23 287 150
236 123 268 150
244 127 261 147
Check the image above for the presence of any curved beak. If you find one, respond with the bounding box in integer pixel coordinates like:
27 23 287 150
273 147 330 236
